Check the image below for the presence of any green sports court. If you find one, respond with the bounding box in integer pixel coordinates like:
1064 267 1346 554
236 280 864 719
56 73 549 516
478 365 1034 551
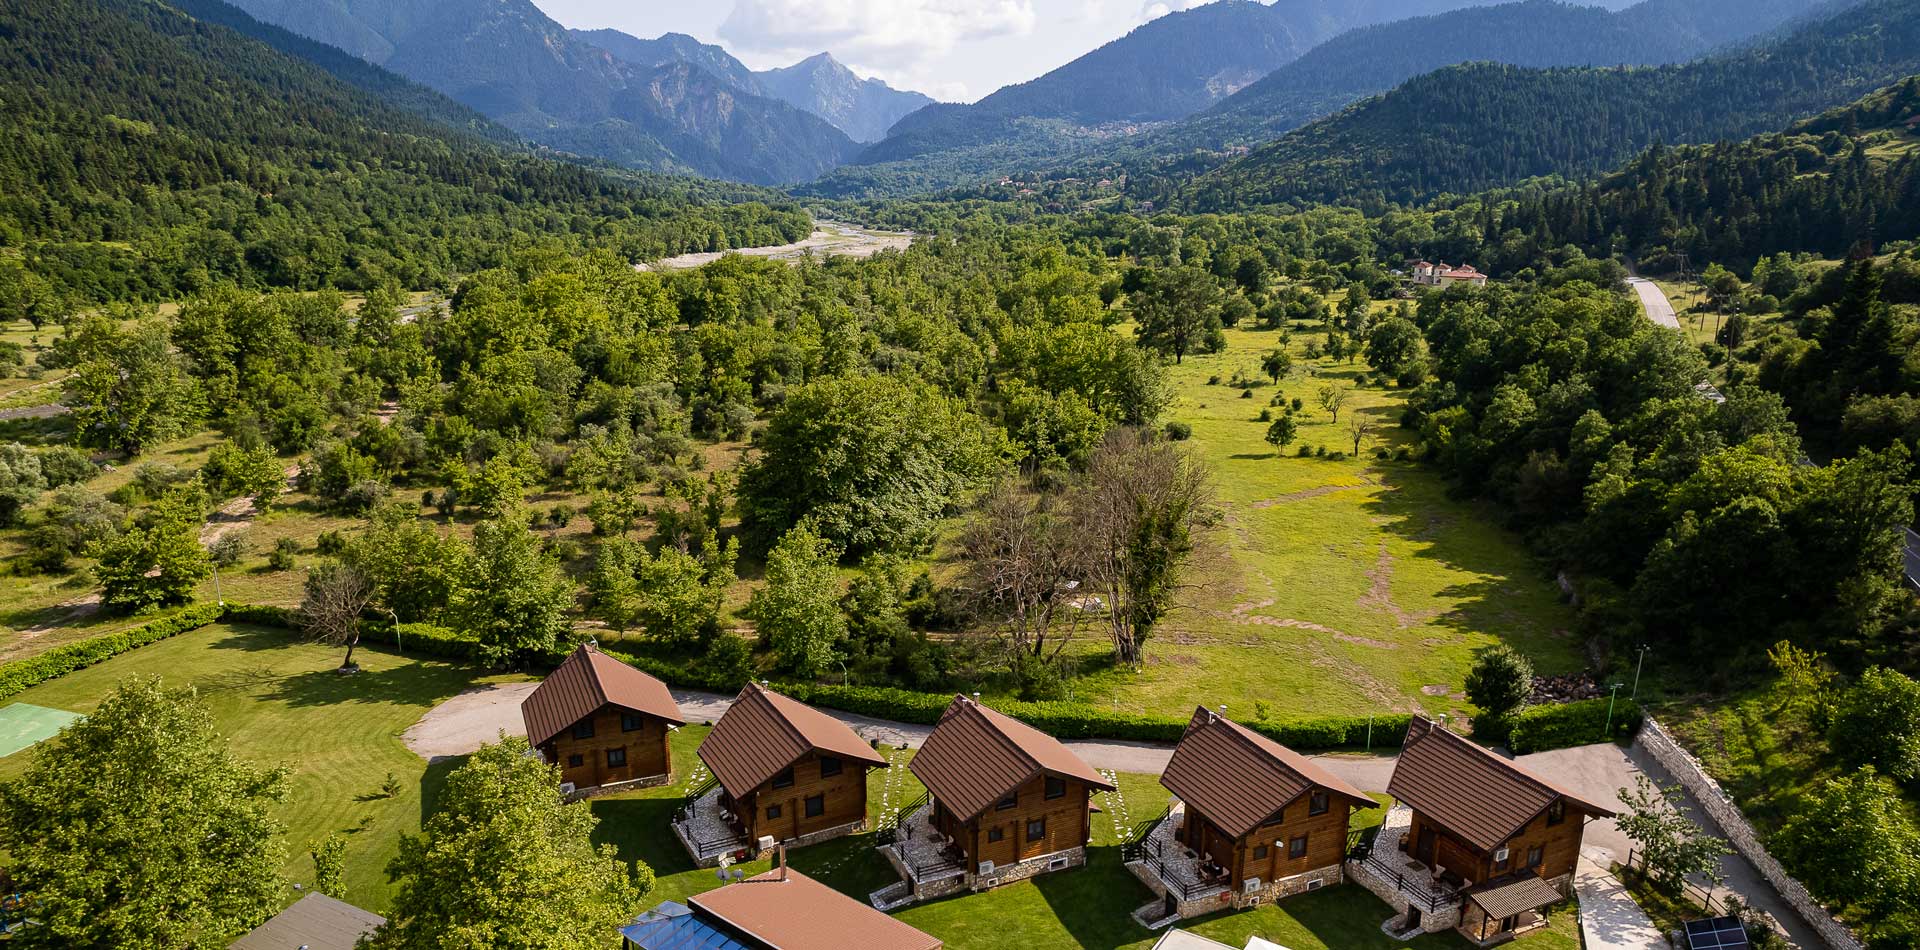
0 702 83 757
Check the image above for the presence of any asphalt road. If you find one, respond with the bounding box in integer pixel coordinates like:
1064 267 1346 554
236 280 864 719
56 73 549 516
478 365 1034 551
1626 277 1681 329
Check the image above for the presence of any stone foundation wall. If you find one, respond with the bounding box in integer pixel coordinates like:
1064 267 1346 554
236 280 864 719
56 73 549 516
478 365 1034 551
565 771 670 801
1636 718 1863 950
1240 864 1343 907
1345 858 1461 933
971 846 1085 891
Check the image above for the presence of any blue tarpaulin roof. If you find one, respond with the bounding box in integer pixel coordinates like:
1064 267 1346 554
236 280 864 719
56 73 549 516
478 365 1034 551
621 902 753 950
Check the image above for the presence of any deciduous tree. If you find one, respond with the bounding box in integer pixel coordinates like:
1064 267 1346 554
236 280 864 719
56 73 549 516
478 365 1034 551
447 518 574 666
747 526 846 678
301 560 373 670
0 677 288 948
1074 431 1217 666
366 737 648 950
1617 775 1732 893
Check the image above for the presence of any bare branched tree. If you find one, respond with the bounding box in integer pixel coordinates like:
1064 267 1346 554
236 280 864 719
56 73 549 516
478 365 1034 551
1073 429 1219 666
1347 414 1376 455
301 560 373 670
956 483 1087 661
1316 384 1350 423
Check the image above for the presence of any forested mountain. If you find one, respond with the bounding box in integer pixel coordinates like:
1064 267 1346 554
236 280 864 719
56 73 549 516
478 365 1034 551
1179 0 1920 211
756 55 935 144
803 0 1510 198
1125 0 1838 160
0 0 809 301
222 0 859 184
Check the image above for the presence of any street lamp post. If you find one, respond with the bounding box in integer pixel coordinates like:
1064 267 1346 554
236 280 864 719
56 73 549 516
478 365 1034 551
1630 644 1651 702
1604 683 1625 741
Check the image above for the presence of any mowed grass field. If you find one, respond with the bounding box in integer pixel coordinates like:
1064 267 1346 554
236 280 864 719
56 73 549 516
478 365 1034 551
1071 324 1582 722
0 622 523 909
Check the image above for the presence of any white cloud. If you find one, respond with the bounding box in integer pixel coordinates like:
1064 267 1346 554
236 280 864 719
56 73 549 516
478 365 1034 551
719 0 1038 74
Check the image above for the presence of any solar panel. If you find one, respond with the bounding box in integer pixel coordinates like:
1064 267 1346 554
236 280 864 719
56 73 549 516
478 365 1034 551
1685 916 1751 950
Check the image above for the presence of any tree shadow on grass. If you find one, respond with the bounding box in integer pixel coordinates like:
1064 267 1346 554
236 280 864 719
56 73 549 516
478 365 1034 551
1356 464 1575 666
589 795 700 879
266 661 475 709
1030 845 1159 950
418 755 462 826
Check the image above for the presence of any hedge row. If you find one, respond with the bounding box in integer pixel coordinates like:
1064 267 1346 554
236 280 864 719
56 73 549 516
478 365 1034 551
2 603 1413 752
1508 696 1643 754
0 602 227 702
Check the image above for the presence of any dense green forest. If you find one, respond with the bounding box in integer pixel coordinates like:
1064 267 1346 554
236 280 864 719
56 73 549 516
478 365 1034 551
0 0 810 302
1177 0 1920 211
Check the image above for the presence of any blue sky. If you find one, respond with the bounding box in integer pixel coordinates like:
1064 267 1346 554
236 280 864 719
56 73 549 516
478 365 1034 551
532 0 1225 103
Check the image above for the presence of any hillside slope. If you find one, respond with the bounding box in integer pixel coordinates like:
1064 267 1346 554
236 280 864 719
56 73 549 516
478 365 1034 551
223 0 858 184
0 0 809 300
1181 0 1920 210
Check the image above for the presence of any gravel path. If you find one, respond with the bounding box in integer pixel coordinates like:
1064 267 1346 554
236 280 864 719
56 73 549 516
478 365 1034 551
1627 277 1681 329
0 403 68 421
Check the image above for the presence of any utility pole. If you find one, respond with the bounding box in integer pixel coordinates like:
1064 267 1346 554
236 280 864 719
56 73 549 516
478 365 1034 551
210 557 224 606
1630 644 1651 701
1604 683 1625 741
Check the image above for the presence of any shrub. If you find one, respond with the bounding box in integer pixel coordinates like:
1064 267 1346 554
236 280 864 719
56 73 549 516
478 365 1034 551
1828 667 1920 783
209 534 248 568
1239 389 1252 399
1163 421 1192 441
1257 408 1272 422
1508 698 1643 754
315 530 347 556
0 603 226 702
1296 445 1312 457
268 537 299 572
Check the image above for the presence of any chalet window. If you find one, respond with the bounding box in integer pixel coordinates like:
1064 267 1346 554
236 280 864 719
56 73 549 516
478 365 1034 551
621 712 644 732
571 720 595 740
567 754 584 768
1253 845 1269 860
772 767 795 789
1045 777 1067 800
997 792 1018 810
820 756 843 778
1496 844 1511 870
1288 835 1307 859
1309 791 1329 816
1547 800 1566 826
988 827 1004 843
1026 818 1046 843
805 794 825 818
1526 846 1544 869
606 748 626 768
767 804 782 819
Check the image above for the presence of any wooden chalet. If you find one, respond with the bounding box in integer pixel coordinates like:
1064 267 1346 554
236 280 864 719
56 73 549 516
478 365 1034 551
1377 718 1613 942
906 695 1115 890
1140 707 1377 917
522 643 685 795
694 683 889 854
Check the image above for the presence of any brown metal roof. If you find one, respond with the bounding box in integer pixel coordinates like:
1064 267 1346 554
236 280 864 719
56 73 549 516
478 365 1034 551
1466 873 1566 918
909 695 1114 821
1161 707 1377 839
697 683 888 800
228 893 384 950
691 867 941 950
521 643 686 747
1386 718 1613 852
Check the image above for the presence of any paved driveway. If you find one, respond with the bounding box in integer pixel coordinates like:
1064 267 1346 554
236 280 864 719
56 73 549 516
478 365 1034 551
1628 277 1682 329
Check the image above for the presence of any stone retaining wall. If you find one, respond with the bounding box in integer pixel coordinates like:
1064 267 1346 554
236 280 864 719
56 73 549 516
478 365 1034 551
1635 717 1862 950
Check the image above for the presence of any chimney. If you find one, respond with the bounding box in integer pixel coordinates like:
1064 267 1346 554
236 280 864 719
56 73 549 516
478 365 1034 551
777 843 789 881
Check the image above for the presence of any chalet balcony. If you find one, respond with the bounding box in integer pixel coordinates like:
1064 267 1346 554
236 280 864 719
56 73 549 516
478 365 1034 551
870 799 968 911
1350 805 1463 921
1125 800 1231 904
670 784 750 865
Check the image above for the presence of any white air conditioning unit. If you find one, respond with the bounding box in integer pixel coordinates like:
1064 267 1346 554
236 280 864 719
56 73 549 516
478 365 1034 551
756 836 778 852
977 860 996 876
1494 847 1510 863
1242 878 1262 895
558 782 576 795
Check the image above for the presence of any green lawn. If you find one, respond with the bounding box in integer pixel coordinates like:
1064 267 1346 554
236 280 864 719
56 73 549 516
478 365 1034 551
0 622 518 910
1064 322 1582 723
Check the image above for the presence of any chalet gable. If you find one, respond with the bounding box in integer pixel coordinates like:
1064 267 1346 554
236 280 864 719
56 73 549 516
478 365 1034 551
910 695 1114 820
521 643 685 747
1386 718 1612 852
1161 707 1376 839
698 683 887 800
